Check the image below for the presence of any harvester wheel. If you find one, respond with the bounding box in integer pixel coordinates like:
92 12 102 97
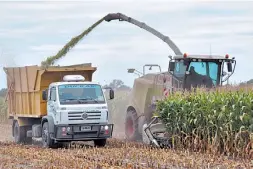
125 110 141 141
13 121 26 144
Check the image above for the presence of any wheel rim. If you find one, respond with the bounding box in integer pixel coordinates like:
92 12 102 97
126 117 134 137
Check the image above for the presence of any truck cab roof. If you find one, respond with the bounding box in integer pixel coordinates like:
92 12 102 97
49 81 100 87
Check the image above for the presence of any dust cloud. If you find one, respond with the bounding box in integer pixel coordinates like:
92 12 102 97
107 89 130 140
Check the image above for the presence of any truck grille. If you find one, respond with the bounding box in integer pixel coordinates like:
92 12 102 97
68 111 101 121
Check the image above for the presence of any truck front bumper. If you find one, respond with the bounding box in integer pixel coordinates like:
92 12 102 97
54 123 114 142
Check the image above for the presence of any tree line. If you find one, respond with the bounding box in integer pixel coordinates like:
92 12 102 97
0 88 7 97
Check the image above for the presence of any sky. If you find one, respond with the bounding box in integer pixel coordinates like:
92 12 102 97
0 0 253 89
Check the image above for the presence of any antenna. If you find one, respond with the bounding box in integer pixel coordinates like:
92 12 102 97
209 44 212 56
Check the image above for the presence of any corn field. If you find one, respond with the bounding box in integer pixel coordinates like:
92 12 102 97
156 86 253 159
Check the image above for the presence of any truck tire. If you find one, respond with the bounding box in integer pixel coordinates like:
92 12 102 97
13 121 26 144
94 139 106 147
125 109 141 141
42 122 57 148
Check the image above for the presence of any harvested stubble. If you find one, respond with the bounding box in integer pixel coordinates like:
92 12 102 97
0 139 252 169
156 86 253 159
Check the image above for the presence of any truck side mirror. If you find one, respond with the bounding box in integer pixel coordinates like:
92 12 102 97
227 62 232 72
109 89 114 100
42 89 48 101
168 62 175 72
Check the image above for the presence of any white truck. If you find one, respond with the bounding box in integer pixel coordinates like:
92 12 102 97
4 63 114 148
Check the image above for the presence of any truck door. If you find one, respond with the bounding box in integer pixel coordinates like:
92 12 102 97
47 87 57 119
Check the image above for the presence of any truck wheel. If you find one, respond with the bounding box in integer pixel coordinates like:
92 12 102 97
42 122 56 148
125 110 141 141
94 139 106 147
13 121 26 144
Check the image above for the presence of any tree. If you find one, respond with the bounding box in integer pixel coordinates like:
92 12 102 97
239 79 253 86
246 79 253 84
0 88 7 97
103 79 131 90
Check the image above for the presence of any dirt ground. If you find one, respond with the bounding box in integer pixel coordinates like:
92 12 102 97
0 123 252 169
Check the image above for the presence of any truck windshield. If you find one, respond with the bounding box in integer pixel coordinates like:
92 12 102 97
58 84 105 104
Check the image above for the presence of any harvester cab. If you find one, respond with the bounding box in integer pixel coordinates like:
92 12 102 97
168 53 236 90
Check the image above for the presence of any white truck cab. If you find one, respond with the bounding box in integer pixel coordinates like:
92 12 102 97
40 75 115 148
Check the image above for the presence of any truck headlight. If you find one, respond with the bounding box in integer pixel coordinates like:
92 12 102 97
100 125 110 135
